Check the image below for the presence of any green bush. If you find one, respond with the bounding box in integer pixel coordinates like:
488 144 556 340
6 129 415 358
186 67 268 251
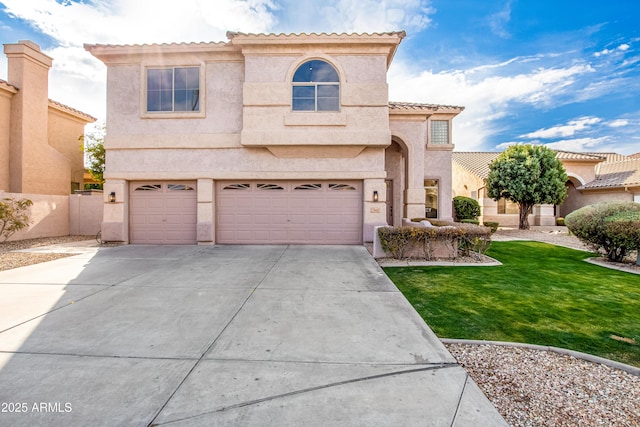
483 221 499 233
460 219 480 225
556 217 565 226
604 211 640 263
453 196 480 221
0 198 34 242
565 201 640 262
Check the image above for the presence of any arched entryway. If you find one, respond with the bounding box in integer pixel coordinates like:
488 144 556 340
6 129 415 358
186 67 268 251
385 138 408 226
558 176 586 217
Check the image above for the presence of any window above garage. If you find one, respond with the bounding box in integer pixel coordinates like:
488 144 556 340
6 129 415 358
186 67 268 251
143 66 204 118
292 60 340 112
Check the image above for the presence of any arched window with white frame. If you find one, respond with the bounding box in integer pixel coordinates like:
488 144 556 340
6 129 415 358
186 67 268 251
292 60 340 111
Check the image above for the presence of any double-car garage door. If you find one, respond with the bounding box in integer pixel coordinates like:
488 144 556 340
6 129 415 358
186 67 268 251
129 180 362 245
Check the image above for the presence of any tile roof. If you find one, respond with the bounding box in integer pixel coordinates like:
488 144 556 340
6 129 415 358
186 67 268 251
226 31 407 40
0 79 18 92
580 158 640 189
629 152 640 159
389 101 465 112
452 152 501 179
48 99 96 122
554 150 606 161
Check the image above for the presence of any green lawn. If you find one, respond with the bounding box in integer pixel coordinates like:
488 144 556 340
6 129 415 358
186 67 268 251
384 241 640 367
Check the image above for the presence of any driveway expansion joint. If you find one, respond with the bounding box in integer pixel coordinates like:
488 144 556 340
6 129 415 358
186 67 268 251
151 363 460 426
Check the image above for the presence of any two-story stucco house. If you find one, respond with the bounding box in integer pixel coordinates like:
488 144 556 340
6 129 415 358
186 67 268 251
85 31 463 245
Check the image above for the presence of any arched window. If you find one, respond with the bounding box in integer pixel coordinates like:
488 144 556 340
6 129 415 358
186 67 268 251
292 60 340 111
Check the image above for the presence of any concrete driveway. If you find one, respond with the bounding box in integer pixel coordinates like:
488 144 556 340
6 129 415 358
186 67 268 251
0 244 507 426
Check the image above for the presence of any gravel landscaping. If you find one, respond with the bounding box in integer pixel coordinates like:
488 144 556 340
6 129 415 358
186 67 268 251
0 235 94 271
446 343 640 427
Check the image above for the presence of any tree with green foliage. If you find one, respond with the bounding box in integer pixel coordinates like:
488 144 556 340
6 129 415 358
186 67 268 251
80 124 105 189
0 198 34 242
486 144 568 230
566 201 640 262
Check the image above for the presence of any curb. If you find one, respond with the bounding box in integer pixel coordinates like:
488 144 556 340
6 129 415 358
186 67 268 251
585 257 640 275
441 338 640 377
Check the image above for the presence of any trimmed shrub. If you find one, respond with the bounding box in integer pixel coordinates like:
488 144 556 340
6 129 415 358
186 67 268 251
604 211 640 263
556 217 565 226
565 201 640 261
377 227 420 259
0 198 33 242
483 222 499 233
453 196 480 221
377 222 492 260
460 219 480 225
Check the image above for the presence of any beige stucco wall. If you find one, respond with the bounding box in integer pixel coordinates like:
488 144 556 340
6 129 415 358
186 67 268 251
3 41 93 196
452 163 485 199
561 160 599 186
69 192 103 235
47 107 88 190
0 84 15 191
241 52 391 148
0 191 69 240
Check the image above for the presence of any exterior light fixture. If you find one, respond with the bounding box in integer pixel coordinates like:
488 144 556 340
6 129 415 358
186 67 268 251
373 190 379 202
109 192 116 203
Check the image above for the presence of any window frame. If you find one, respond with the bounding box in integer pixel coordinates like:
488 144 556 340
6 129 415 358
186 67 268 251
141 64 205 119
424 179 439 219
291 59 340 112
429 120 451 145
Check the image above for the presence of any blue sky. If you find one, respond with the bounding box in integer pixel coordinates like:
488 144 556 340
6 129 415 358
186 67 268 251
1 0 639 154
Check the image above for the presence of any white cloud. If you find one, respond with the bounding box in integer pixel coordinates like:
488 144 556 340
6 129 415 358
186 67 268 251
607 119 629 128
542 137 609 152
520 117 602 139
317 0 436 33
594 43 631 57
488 1 512 39
388 60 594 150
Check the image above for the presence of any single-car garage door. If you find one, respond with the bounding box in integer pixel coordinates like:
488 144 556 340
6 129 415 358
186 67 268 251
129 182 197 244
216 181 362 244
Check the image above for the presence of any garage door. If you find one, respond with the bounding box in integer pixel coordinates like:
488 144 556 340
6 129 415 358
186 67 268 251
216 181 362 244
129 182 197 244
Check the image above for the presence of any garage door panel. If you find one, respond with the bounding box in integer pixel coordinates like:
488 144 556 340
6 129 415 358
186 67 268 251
129 182 197 244
216 181 362 244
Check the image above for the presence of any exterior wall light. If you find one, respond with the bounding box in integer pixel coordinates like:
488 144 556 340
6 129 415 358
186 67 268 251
109 192 116 203
373 190 379 202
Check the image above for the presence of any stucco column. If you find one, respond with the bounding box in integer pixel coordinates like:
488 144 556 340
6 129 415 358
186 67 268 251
404 188 426 220
363 178 387 242
102 179 128 242
533 204 556 226
197 179 214 244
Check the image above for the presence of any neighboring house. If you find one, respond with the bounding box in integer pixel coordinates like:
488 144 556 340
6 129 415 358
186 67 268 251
85 31 464 245
453 151 640 227
1 40 96 195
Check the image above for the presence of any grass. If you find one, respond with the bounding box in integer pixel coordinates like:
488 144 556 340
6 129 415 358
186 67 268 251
384 241 640 367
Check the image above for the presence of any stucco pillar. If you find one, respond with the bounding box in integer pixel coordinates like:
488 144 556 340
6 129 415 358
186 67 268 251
363 179 387 242
197 179 214 244
533 204 556 226
102 179 128 242
405 187 426 221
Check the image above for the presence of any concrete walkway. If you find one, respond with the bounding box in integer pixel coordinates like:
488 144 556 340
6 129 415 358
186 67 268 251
0 244 507 426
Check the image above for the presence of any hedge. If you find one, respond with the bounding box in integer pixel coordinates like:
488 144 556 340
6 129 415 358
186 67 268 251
377 222 491 260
